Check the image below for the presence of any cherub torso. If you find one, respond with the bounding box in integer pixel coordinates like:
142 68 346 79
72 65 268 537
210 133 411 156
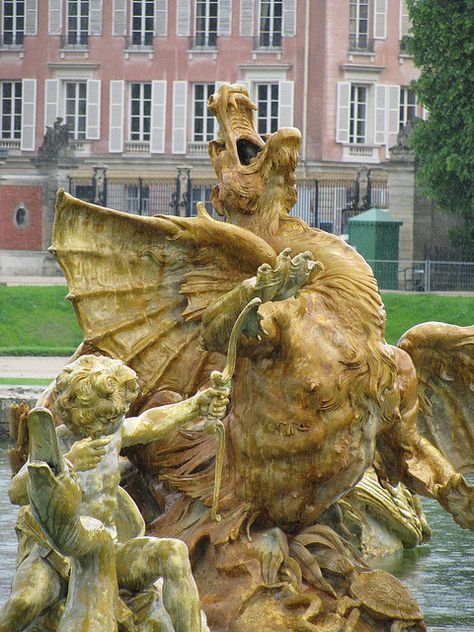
57 427 122 538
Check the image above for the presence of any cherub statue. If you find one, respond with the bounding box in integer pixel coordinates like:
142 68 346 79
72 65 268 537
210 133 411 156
0 354 229 632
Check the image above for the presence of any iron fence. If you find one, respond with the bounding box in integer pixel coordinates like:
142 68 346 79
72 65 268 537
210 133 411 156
69 171 388 234
367 260 474 292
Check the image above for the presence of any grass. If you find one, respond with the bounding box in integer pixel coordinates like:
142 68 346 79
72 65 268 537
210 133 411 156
0 286 82 356
0 377 52 386
0 286 472 354
382 293 474 344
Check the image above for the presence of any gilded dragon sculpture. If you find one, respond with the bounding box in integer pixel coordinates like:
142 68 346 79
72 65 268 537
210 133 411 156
1 83 473 631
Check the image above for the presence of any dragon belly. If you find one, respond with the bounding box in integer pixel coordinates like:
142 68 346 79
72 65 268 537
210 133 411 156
229 405 378 530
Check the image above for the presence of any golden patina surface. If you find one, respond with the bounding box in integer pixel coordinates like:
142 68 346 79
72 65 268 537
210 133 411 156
1 355 229 632
2 83 473 632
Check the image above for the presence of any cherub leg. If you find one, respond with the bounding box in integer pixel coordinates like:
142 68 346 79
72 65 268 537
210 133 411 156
0 550 64 632
116 536 202 632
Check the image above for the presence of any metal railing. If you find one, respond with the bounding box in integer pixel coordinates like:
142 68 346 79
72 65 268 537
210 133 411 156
367 260 474 292
189 35 217 49
349 35 374 52
253 34 282 49
60 34 89 49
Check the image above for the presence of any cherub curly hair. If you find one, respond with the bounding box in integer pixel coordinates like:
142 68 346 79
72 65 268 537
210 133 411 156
55 355 140 434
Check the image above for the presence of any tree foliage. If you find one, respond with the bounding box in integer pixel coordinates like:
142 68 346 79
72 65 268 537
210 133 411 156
406 0 474 255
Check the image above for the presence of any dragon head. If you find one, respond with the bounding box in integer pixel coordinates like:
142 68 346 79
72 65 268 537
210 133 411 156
207 83 302 221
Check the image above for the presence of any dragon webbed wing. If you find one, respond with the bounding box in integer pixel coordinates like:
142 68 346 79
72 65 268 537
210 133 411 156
51 191 277 400
398 322 474 473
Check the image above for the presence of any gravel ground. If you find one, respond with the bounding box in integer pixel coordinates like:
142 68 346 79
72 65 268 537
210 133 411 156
0 356 70 379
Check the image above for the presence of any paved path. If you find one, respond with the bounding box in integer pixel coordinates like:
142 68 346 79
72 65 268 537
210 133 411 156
0 276 66 286
0 356 70 379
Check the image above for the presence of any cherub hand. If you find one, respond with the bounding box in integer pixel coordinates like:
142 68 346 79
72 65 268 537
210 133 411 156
254 527 290 586
434 473 474 530
252 248 322 303
195 387 230 419
65 436 111 472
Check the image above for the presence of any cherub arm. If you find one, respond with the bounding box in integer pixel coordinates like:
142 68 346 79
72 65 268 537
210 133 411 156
121 388 229 448
376 347 473 530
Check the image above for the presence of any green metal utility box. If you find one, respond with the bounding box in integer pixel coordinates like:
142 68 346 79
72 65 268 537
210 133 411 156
348 208 403 290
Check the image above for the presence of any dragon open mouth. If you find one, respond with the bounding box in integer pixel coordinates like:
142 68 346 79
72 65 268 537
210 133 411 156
237 138 263 166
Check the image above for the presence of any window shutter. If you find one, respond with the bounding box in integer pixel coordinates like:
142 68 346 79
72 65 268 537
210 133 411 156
155 0 168 36
86 80 101 140
374 84 386 145
172 81 187 154
109 80 124 153
176 0 191 36
48 0 62 35
21 79 36 151
25 0 38 35
386 85 400 149
151 80 167 153
218 0 232 36
89 0 103 36
336 82 350 144
240 0 254 36
399 0 410 39
282 0 297 37
112 0 127 36
44 79 59 128
278 81 294 127
374 0 387 39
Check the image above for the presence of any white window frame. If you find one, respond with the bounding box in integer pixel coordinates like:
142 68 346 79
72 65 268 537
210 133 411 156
130 0 154 46
64 81 87 140
349 0 369 50
192 83 215 142
258 0 283 48
194 0 218 47
129 82 152 142
2 0 25 46
399 87 416 128
349 84 367 145
0 81 22 140
66 0 89 46
256 82 279 135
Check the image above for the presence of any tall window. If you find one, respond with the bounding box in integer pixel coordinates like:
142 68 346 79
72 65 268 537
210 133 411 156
0 81 22 140
130 83 152 141
67 0 89 45
131 0 154 46
195 0 218 47
193 83 215 142
399 87 416 127
65 82 87 140
349 0 369 50
256 83 279 135
259 0 282 47
2 0 25 46
349 85 367 144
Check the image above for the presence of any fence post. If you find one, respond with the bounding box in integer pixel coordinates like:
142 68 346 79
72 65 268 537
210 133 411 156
314 179 319 227
103 172 107 207
138 177 143 215
425 259 431 293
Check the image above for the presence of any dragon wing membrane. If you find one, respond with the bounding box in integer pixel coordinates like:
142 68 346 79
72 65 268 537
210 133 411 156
51 191 277 400
398 322 474 473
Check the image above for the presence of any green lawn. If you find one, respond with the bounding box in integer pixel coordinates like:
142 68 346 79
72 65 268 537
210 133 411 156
0 286 472 355
0 286 82 356
382 293 474 344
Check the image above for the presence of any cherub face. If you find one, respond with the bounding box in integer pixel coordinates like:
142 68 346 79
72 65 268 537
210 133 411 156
65 413 124 439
